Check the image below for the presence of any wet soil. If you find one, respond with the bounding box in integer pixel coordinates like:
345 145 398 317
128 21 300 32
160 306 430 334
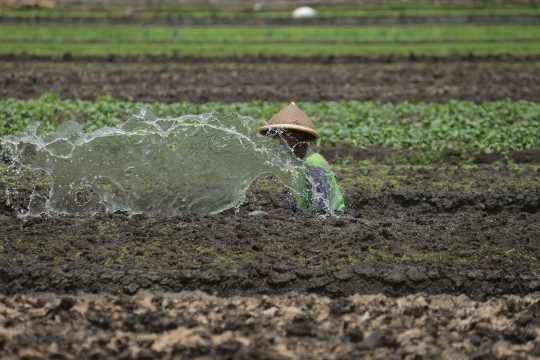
316 146 540 165
1 158 539 301
1 55 540 103
2 291 540 359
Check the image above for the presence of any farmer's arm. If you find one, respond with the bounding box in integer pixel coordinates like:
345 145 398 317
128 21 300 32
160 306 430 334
312 166 332 211
268 166 330 215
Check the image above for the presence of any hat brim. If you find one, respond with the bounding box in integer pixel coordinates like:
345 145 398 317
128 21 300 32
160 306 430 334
258 124 320 142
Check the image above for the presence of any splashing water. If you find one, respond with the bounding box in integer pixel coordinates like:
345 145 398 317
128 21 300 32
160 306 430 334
1 108 305 216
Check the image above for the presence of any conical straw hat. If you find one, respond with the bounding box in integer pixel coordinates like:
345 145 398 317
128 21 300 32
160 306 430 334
258 102 320 142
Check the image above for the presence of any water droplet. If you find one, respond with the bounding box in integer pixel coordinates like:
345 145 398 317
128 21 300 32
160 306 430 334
124 167 136 176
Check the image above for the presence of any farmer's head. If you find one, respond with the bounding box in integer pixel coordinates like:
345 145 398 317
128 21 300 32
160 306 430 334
275 128 307 151
258 102 319 158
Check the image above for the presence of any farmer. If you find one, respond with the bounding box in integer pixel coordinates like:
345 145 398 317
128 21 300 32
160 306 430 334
259 102 345 215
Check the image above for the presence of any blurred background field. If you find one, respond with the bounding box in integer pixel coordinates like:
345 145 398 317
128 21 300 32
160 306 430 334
2 23 540 56
2 0 540 19
1 0 539 56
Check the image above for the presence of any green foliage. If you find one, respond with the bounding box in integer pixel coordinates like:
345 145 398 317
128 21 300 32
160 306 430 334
1 95 539 152
1 24 540 56
2 24 538 42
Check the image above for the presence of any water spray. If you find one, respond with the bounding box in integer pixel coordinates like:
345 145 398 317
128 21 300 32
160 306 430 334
2 108 307 216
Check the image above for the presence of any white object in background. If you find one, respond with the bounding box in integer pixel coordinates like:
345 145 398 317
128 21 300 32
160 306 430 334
253 3 262 11
292 6 317 19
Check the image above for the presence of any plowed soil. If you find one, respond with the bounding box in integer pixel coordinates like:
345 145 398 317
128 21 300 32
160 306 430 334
1 154 539 301
1 153 540 358
2 55 540 357
2 54 540 103
2 292 540 360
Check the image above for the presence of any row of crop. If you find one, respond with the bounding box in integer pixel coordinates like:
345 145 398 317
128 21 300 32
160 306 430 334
1 94 539 152
3 25 538 42
2 24 539 56
5 41 539 57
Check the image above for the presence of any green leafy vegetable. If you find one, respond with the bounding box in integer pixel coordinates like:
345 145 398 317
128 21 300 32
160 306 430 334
1 94 538 153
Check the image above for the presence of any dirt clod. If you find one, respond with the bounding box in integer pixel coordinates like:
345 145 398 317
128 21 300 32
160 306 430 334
1 292 539 359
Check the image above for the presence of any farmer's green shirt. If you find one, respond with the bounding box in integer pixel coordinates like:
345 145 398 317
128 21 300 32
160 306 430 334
288 149 345 213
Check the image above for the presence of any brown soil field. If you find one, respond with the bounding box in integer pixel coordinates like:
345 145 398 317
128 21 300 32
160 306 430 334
1 153 539 300
2 53 540 357
1 54 539 103
2 292 540 359
1 150 540 358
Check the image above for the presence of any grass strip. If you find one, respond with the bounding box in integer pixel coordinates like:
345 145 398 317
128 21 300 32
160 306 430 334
4 38 540 45
1 95 539 152
1 24 538 42
3 24 539 56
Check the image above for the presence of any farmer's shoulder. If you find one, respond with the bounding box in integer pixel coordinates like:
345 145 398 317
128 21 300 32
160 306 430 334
305 151 329 167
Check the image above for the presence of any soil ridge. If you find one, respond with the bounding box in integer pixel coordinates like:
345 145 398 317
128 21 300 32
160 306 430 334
1 14 538 26
2 53 540 64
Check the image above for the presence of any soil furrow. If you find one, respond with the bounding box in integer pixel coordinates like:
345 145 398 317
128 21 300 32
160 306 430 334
2 53 540 64
2 59 540 103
